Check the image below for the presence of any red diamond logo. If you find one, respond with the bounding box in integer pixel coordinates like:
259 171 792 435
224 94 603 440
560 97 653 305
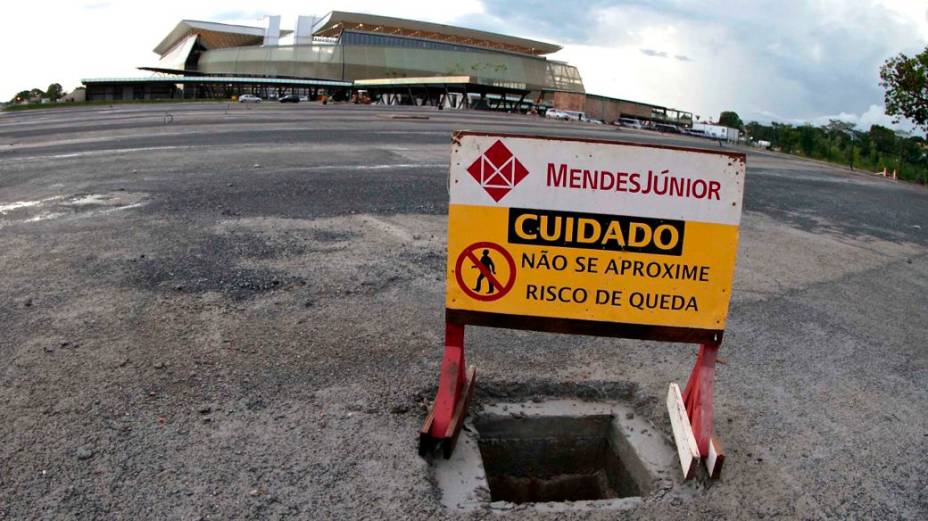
466 140 529 202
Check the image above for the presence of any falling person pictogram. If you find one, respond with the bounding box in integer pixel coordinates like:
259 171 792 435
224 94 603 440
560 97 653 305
472 249 496 294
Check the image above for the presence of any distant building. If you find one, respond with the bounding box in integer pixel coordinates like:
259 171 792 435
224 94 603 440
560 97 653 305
542 91 693 127
148 13 584 93
692 123 740 141
61 87 86 103
85 12 581 102
81 11 690 125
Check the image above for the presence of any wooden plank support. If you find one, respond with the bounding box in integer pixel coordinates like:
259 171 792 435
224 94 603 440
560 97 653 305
442 366 477 459
706 436 725 479
667 382 700 480
418 366 477 458
418 405 438 457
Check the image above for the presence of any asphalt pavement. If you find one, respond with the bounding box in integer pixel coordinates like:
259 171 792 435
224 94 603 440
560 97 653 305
0 102 925 520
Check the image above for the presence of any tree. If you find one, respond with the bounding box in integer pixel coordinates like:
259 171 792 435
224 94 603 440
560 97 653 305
46 83 63 101
798 125 816 156
11 90 31 103
824 120 859 168
869 124 897 155
825 119 856 136
718 111 743 129
880 47 928 133
745 121 774 142
739 119 928 181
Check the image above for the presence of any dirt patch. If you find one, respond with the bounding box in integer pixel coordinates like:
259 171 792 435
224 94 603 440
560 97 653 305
125 233 307 300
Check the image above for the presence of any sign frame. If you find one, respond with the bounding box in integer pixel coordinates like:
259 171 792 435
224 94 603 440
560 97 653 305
422 130 743 480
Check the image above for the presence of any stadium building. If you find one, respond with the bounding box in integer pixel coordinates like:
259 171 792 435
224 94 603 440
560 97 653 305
83 11 691 126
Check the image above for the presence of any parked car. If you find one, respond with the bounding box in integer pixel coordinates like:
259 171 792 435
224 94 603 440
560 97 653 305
279 94 300 103
562 110 586 121
238 94 262 103
654 123 682 133
545 109 570 120
616 117 643 129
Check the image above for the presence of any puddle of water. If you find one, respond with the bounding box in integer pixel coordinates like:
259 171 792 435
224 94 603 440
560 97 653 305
0 196 65 214
0 192 148 226
66 194 112 206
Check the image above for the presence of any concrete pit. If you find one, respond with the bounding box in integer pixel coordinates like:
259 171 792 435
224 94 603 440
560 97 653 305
432 400 681 512
476 414 640 503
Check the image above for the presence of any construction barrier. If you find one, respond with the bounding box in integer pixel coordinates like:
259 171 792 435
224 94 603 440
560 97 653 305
419 131 746 480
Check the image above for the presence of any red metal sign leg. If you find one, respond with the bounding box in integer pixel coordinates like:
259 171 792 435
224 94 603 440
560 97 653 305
682 343 719 457
419 321 476 458
682 346 703 405
431 322 466 438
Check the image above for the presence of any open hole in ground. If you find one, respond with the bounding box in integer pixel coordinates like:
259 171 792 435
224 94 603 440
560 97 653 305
431 400 681 512
475 414 640 503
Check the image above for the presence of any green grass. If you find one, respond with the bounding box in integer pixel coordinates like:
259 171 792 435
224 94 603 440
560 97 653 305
777 149 928 184
2 99 229 112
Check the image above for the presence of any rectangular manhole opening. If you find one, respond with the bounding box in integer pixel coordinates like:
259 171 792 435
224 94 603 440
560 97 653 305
474 414 642 504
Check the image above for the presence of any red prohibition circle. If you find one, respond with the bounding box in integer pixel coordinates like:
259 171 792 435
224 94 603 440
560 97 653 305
454 241 516 302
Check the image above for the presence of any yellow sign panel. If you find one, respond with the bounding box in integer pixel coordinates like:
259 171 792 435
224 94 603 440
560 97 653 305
447 205 739 330
446 132 745 339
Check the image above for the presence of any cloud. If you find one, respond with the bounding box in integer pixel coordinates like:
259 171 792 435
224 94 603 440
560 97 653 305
210 10 269 23
803 104 916 131
639 48 668 58
456 0 607 44
0 0 486 96
467 1 928 127
858 104 907 130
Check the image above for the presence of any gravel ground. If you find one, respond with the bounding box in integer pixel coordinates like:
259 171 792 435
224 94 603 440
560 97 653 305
0 103 926 520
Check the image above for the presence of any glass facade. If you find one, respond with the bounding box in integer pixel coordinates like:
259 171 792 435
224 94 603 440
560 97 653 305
545 61 584 92
198 44 343 80
196 31 585 93
340 31 494 55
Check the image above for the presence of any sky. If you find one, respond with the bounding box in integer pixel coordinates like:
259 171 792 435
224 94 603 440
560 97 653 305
1 0 926 129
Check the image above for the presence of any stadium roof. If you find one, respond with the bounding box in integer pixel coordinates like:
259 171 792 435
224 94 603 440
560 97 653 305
312 11 561 56
83 76 351 87
154 20 292 56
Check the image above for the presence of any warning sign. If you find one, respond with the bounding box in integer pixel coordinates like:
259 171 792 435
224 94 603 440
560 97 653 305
445 131 745 341
454 242 516 301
